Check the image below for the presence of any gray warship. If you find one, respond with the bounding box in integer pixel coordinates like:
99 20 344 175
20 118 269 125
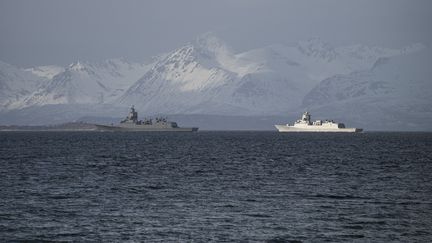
95 106 198 132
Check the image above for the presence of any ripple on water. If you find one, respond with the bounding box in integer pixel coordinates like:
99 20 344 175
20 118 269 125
0 132 431 242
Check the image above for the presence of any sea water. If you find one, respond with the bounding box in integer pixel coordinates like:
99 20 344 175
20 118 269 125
0 132 431 242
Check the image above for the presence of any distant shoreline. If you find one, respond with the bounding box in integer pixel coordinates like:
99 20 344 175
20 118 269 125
0 122 98 131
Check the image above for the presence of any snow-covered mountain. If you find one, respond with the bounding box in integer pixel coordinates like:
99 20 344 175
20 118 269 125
302 49 432 130
16 58 154 108
0 33 429 129
119 34 418 115
118 33 261 114
0 61 48 110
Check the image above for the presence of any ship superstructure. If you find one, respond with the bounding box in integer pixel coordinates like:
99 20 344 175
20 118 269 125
275 112 362 132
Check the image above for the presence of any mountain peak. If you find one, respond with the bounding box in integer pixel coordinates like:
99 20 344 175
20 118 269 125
298 37 332 48
68 61 86 71
297 37 337 61
195 32 224 48
193 32 233 57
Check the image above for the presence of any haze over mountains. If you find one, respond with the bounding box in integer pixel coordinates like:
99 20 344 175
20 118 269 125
0 33 430 130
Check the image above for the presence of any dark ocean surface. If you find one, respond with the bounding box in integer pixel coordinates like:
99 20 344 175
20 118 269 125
0 132 431 242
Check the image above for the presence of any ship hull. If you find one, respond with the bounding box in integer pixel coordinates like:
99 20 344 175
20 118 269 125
275 125 362 133
95 124 198 132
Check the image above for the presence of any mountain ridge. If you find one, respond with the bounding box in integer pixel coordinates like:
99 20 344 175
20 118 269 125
0 33 429 130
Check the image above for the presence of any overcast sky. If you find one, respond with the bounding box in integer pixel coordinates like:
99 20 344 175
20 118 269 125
1 0 431 67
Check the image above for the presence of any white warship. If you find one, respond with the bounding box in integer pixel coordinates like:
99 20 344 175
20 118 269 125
275 112 362 133
95 106 198 132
